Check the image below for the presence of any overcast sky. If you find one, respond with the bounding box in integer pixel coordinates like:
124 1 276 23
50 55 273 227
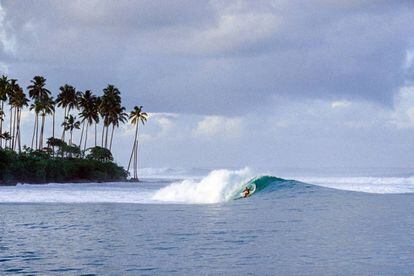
1 1 414 172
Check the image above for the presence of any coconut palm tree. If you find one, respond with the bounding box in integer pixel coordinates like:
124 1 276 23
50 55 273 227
92 97 102 147
62 115 80 146
9 85 29 152
7 79 20 150
56 84 78 143
0 75 9 148
78 90 100 150
109 105 128 151
127 106 148 180
27 76 51 100
27 76 51 149
1 131 11 148
29 101 42 149
99 85 122 149
37 96 55 149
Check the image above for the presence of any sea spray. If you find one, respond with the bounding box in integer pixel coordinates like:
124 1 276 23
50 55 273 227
151 168 253 204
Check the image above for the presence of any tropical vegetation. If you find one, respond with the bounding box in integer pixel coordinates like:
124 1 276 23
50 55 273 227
0 74 148 184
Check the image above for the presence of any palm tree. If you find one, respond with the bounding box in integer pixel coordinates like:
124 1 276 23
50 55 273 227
62 115 80 146
127 106 148 180
29 101 42 149
7 79 20 150
0 75 9 148
1 131 11 148
99 85 122 149
27 76 51 100
78 90 100 150
56 84 78 143
9 85 29 152
27 76 51 149
109 105 128 151
94 96 101 147
37 96 55 149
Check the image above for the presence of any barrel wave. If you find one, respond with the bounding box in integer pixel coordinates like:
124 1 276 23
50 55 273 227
152 169 308 204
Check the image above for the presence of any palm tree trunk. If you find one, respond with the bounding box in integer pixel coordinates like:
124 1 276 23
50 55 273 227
13 108 18 151
79 121 85 147
101 123 105 147
35 114 39 150
39 114 45 149
95 122 97 147
134 138 139 180
70 130 73 146
12 107 17 151
52 111 55 156
84 123 89 151
0 101 3 148
104 125 109 149
9 107 12 144
109 124 115 151
127 123 139 173
31 113 37 149
61 106 67 142
17 109 21 153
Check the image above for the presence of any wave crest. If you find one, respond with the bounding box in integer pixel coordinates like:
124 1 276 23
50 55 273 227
152 168 253 204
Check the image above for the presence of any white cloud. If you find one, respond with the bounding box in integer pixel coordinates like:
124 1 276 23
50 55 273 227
331 100 351 109
390 86 414 128
189 11 281 54
193 115 243 139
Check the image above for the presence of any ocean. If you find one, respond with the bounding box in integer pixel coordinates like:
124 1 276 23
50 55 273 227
1 168 414 274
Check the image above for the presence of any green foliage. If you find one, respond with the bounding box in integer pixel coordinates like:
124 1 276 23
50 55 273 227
86 146 113 162
0 148 127 185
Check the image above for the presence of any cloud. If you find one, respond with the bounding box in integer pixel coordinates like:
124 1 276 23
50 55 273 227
1 1 413 115
331 100 351 109
390 86 414 128
193 116 243 139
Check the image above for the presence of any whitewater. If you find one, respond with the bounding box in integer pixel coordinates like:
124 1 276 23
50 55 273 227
1 167 414 204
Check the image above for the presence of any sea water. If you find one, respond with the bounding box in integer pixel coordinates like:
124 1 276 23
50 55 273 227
1 168 414 274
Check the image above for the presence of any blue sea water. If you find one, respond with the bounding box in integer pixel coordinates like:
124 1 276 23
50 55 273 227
1 168 414 274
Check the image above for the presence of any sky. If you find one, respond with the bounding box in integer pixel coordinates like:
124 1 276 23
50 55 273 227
1 0 414 172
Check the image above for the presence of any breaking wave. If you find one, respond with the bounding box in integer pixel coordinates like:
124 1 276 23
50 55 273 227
0 168 414 205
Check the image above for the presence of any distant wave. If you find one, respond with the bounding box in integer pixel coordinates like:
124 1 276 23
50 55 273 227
297 176 414 194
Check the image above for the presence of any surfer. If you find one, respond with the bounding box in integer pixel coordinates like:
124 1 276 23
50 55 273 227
242 187 251 198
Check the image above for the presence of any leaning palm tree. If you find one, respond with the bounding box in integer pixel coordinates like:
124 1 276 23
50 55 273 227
127 106 148 180
56 84 78 143
109 105 128 151
0 75 9 148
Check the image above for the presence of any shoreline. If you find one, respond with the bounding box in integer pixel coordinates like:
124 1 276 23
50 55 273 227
0 148 129 185
0 179 141 187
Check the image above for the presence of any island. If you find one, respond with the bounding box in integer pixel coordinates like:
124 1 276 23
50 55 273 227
0 75 148 185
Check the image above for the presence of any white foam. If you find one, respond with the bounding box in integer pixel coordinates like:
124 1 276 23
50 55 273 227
152 168 253 203
298 176 414 194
